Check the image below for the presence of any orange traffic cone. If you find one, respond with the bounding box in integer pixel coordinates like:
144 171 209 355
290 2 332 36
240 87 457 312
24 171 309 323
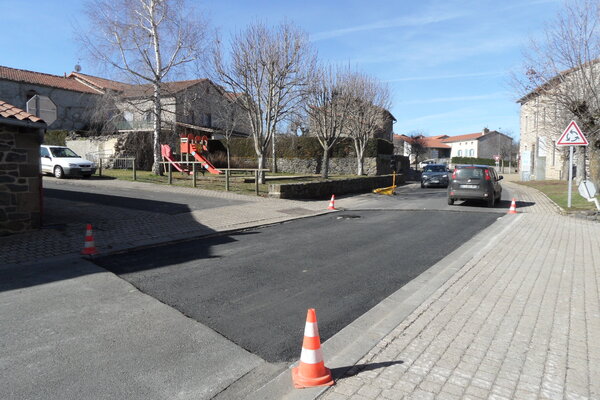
292 309 334 389
508 198 518 214
81 224 98 255
327 195 336 210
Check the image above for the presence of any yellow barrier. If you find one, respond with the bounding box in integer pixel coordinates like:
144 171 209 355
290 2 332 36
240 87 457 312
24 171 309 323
372 172 397 195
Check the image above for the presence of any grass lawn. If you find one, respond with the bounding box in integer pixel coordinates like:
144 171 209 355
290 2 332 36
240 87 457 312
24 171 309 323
516 180 597 212
98 168 367 196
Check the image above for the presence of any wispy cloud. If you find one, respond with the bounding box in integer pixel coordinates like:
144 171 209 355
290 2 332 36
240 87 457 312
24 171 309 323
398 92 508 105
310 11 465 41
386 71 505 83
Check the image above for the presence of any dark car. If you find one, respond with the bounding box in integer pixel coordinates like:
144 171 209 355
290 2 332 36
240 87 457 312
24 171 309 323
447 165 503 207
421 164 450 188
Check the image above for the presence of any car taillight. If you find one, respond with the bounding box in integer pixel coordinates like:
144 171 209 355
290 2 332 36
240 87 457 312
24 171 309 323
484 169 491 181
452 169 457 179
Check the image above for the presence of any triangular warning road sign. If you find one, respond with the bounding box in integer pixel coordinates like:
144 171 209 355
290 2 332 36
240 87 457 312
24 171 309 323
557 121 589 146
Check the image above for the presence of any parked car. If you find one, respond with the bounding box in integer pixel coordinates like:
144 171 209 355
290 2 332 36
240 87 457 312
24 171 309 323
40 145 96 179
421 164 450 188
447 165 503 207
418 159 436 169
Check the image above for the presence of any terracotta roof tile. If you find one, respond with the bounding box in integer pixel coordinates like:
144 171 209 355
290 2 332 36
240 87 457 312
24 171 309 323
422 137 451 148
442 132 484 142
121 79 208 98
69 72 208 97
0 65 102 94
0 100 44 123
69 72 134 92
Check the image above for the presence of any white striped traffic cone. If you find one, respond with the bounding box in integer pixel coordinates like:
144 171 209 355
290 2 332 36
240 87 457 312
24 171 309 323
292 308 334 389
81 224 98 255
508 198 518 214
327 195 336 210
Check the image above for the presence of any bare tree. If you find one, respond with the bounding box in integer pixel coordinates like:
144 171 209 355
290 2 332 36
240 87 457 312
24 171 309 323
80 0 208 174
345 72 391 175
214 21 315 183
407 133 428 169
305 65 355 179
213 93 244 170
513 0 600 181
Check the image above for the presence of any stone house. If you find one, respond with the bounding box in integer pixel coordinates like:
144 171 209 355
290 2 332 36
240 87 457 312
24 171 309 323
394 129 512 163
0 65 250 143
0 100 46 235
70 72 252 138
65 72 252 163
368 109 396 142
517 61 600 181
0 65 100 131
444 129 512 159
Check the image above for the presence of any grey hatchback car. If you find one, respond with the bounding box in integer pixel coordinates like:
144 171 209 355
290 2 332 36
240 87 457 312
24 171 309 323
447 165 503 207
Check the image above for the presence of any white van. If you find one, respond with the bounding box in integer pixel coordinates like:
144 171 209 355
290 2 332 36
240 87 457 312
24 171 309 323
40 145 96 179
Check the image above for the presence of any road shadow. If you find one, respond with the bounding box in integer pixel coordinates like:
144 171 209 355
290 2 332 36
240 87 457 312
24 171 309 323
93 231 258 275
44 188 191 216
1 188 236 291
497 199 535 209
453 199 535 209
331 360 405 381
44 175 117 181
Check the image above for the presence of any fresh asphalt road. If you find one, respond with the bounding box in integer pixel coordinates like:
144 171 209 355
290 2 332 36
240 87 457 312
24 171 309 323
346 181 522 213
93 209 499 364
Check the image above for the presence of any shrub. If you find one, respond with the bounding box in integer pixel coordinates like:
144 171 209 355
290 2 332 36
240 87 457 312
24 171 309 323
44 130 68 146
451 157 497 166
222 136 393 159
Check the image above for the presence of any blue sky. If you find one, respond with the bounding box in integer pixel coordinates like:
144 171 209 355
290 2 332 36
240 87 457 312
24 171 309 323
2 0 563 139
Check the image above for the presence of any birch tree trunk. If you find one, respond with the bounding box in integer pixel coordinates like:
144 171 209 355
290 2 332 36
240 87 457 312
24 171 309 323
322 150 330 179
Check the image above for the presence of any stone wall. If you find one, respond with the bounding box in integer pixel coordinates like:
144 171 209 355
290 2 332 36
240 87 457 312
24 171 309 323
67 131 155 169
0 124 42 235
275 156 393 176
67 136 120 160
269 174 405 199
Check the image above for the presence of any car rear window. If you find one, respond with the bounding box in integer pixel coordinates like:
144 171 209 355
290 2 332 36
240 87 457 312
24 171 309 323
424 165 446 172
455 168 484 179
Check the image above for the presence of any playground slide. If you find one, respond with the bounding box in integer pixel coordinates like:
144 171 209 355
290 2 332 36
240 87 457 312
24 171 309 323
190 144 222 174
161 144 192 174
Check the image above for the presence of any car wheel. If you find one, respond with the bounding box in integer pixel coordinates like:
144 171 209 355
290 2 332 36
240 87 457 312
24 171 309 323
487 196 495 208
53 166 65 179
447 197 454 205
421 182 425 188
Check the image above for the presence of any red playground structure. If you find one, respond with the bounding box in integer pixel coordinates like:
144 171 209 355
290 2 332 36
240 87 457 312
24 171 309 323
160 134 222 175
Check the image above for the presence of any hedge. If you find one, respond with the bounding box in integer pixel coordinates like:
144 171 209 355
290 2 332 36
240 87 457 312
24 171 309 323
220 136 393 159
451 157 498 166
44 130 68 146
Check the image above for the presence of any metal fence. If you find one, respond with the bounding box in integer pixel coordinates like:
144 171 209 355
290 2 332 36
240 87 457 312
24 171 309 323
96 157 137 180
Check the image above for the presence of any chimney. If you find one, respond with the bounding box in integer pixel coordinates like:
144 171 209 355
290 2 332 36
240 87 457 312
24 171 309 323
482 128 490 135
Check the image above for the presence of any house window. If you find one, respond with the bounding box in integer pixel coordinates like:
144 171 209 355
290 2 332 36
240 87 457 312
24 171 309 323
469 149 474 156
124 111 133 121
458 150 463 157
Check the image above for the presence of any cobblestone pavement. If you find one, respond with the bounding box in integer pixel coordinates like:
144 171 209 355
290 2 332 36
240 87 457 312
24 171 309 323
503 181 564 215
0 178 330 265
321 192 600 399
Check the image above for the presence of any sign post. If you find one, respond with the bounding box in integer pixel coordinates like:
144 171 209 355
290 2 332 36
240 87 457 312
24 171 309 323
556 121 589 208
